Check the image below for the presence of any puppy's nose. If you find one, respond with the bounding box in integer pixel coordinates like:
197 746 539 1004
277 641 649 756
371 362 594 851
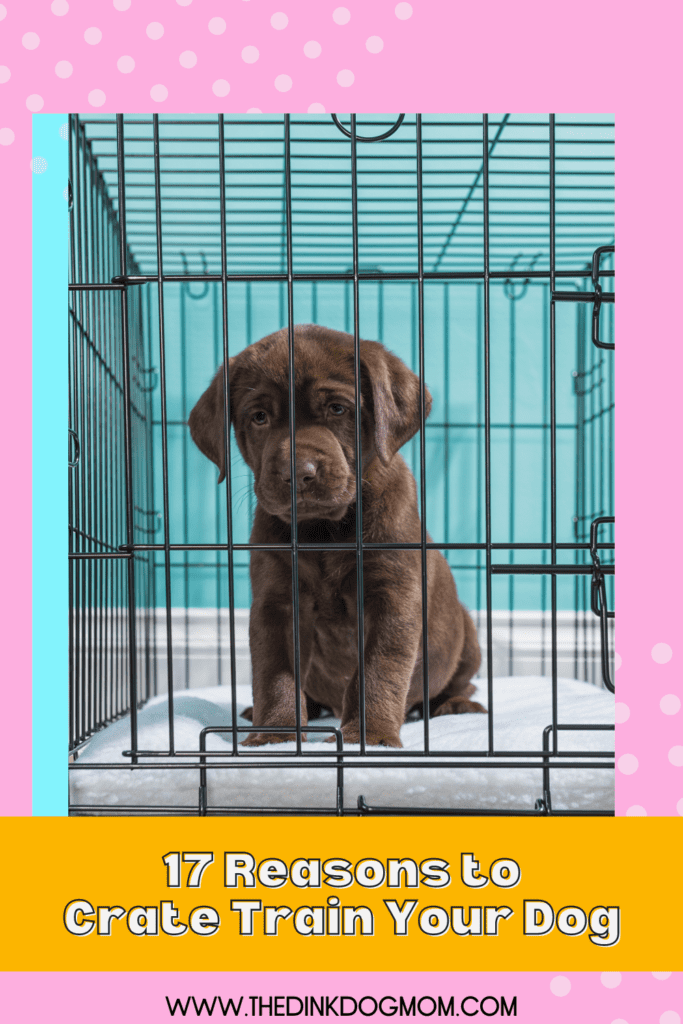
282 459 318 490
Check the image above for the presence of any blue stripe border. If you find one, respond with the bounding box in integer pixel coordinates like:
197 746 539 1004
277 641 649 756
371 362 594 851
32 113 69 815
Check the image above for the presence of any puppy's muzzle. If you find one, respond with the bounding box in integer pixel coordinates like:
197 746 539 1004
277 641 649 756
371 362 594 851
281 457 319 494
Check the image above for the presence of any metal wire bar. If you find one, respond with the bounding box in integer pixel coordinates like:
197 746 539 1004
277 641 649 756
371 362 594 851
115 113 140 762
152 113 176 753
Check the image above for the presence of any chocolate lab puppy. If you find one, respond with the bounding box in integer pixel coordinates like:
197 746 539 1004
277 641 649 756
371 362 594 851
189 324 484 747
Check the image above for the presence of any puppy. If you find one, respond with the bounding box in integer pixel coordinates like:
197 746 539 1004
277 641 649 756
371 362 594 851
189 324 484 748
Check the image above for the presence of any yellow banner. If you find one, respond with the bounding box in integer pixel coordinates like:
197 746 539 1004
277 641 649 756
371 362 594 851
4 817 681 970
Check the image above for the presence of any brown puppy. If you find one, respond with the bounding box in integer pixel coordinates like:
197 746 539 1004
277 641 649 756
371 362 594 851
189 324 484 748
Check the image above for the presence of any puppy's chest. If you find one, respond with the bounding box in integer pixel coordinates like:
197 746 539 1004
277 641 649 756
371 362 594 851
298 552 357 626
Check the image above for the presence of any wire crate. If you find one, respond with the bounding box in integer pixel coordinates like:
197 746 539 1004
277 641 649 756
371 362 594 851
68 113 614 816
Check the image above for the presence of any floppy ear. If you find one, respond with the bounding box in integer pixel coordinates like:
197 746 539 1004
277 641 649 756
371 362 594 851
188 361 235 484
360 340 432 465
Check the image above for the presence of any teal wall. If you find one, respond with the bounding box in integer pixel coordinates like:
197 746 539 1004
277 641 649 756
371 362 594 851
140 276 613 613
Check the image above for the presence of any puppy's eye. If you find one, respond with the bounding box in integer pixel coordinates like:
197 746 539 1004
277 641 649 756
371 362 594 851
252 411 268 425
328 404 346 416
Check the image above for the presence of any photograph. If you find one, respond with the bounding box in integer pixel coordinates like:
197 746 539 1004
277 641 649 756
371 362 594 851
66 111 615 816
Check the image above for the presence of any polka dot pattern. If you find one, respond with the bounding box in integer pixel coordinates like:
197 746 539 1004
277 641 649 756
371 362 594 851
652 643 673 663
304 41 322 58
146 23 164 41
271 13 289 30
668 746 683 767
618 753 639 775
84 28 103 45
615 702 630 723
661 694 681 715
333 8 351 25
550 976 571 997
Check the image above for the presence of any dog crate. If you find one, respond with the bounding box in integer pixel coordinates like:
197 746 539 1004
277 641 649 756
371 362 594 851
67 113 614 815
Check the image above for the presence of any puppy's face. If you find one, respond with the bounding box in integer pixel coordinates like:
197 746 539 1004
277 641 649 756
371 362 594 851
233 369 369 522
189 325 430 523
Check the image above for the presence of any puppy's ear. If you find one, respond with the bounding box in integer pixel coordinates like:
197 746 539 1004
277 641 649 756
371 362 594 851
188 361 235 484
360 341 432 465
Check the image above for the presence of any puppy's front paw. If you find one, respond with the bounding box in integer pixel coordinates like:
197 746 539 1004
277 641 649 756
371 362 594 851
432 698 487 716
241 730 305 746
340 725 403 748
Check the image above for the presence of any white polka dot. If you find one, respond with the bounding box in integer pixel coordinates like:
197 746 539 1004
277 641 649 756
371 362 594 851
246 107 261 113
549 976 571 997
150 83 168 102
208 16 226 34
615 702 630 723
275 74 292 92
601 972 622 989
55 61 73 78
652 643 673 664
147 22 164 39
0 126 14 145
660 1013 680 1024
113 0 131 9
337 68 354 87
84 27 102 45
615 652 622 670
653 973 672 980
26 94 44 112
51 0 69 14
395 1 413 18
332 7 350 24
176 0 193 5
668 746 683 767
308 103 325 113
179 50 197 68
63 186 69 201
30 156 48 174
271 12 288 29
23 32 40 50
660 694 681 715
304 40 321 58
117 55 135 73
242 46 259 63
366 36 384 53
212 79 230 97
678 797 683 816
0 66 10 84
0 5 6 21
626 804 647 816
59 122 68 139
88 88 106 107
611 1020 629 1024
617 753 638 775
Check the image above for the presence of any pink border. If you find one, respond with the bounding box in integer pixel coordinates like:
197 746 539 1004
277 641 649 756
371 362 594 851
2 971 681 1021
1 0 682 818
